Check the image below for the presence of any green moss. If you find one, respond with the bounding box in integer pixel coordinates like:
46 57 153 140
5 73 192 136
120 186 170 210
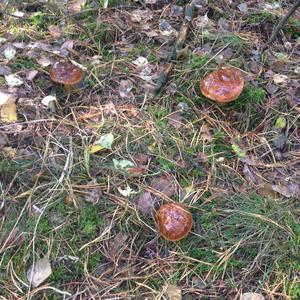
247 12 274 24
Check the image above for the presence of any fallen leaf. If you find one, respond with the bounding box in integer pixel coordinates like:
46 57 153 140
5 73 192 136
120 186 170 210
119 80 133 98
273 74 289 85
237 3 248 13
36 56 54 67
2 147 17 158
150 175 176 197
26 70 38 81
69 0 87 12
27 256 52 288
240 293 264 300
274 117 286 129
41 95 57 107
133 56 148 68
165 284 182 300
1 102 17 122
113 159 135 171
4 45 16 60
168 112 183 129
5 74 23 87
0 227 25 253
48 25 62 38
272 183 300 198
0 133 8 149
264 83 278 95
117 185 138 197
136 191 155 216
159 19 176 36
0 91 16 106
90 133 114 153
85 178 102 204
0 65 12 76
127 166 148 175
108 232 128 260
200 124 213 142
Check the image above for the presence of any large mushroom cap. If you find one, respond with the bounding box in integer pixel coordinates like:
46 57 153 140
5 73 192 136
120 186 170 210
156 203 193 242
200 68 244 103
50 61 84 85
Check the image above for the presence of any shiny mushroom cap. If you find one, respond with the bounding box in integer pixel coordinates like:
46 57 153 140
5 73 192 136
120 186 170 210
200 68 244 103
50 61 84 85
156 203 193 242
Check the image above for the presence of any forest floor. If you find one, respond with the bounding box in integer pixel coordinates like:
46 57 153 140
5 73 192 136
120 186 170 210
0 1 300 299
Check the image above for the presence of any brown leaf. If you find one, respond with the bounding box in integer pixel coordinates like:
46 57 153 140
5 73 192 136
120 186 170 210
167 112 183 129
26 70 38 81
272 183 300 198
69 0 87 12
0 133 8 149
133 153 149 164
0 227 25 253
165 284 182 300
127 166 148 175
150 175 176 197
136 191 155 216
108 232 128 261
200 124 213 142
48 25 62 38
85 179 102 204
240 293 264 300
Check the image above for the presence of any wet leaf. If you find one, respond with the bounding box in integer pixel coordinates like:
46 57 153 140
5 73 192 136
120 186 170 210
90 133 114 153
274 117 286 129
136 191 155 216
165 284 182 300
240 293 264 300
27 256 52 288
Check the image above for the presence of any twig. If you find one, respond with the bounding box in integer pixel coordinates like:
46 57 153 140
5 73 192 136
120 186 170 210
267 0 300 46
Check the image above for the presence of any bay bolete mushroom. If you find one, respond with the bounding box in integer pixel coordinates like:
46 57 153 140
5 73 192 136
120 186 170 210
156 203 193 242
50 60 85 92
200 68 244 103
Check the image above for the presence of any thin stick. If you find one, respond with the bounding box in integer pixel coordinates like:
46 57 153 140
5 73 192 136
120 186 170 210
267 0 300 46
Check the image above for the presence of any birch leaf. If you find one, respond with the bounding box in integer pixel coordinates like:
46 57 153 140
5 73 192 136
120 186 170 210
27 256 52 288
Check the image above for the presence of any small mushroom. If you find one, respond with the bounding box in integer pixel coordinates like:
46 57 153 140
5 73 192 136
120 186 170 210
200 68 244 103
156 203 193 242
50 60 85 92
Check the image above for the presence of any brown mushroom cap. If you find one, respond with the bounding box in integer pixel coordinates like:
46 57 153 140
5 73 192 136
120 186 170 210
156 203 193 242
50 61 84 85
200 68 244 103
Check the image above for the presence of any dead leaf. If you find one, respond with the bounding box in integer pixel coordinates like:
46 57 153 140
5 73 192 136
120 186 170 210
85 179 102 204
0 133 8 149
168 112 183 129
0 227 25 253
272 183 300 198
133 153 149 164
1 102 17 122
119 80 133 98
26 70 38 81
69 0 87 12
273 74 289 85
150 175 176 197
200 124 213 142
48 25 63 38
237 3 248 13
240 293 264 300
165 284 182 300
27 256 52 287
108 232 128 261
136 191 155 216
127 166 148 175
0 65 12 76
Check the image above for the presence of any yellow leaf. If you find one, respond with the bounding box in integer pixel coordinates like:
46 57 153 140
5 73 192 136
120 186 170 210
89 144 104 154
1 102 17 122
3 147 17 158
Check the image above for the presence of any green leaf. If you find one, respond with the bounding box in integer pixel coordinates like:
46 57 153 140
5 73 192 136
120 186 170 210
90 133 114 153
231 144 247 158
274 117 286 129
